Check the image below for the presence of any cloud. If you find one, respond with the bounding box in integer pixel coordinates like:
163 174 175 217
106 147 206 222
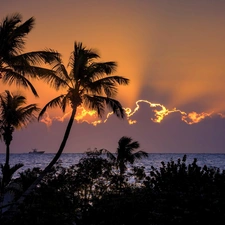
182 111 213 124
2 99 225 154
39 112 52 127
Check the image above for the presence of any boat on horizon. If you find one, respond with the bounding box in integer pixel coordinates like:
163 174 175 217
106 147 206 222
29 149 45 154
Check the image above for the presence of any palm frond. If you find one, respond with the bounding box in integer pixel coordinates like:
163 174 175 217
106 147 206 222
16 104 40 128
36 66 69 90
0 90 26 112
11 16 34 52
51 62 72 88
7 63 54 78
110 76 130 85
52 62 70 79
105 97 125 119
83 95 125 118
133 151 148 159
74 41 100 62
13 15 34 34
82 94 105 117
85 76 129 97
11 50 61 66
0 90 39 130
1 13 21 28
87 61 118 80
0 94 7 113
61 94 70 113
2 69 38 96
0 13 34 56
38 95 66 120
68 41 100 79
127 141 140 152
0 14 61 97
84 78 117 97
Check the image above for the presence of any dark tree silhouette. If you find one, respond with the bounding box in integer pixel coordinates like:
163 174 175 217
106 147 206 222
37 41 129 174
0 90 39 192
0 41 129 223
0 13 60 96
109 136 148 175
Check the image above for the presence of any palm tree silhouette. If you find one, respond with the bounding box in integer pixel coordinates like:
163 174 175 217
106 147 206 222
0 13 60 96
0 42 130 222
111 136 148 175
0 90 39 192
37 41 129 171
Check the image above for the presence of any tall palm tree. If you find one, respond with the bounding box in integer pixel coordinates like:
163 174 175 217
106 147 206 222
110 136 148 175
0 42 129 223
37 41 130 171
0 90 40 192
0 13 60 96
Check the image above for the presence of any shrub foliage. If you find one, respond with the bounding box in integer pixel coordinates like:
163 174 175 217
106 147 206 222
1 154 225 225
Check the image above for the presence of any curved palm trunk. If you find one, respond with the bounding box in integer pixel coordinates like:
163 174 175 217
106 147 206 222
0 108 77 224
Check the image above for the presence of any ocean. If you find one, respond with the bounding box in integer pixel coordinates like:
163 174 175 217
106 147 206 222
1 153 225 177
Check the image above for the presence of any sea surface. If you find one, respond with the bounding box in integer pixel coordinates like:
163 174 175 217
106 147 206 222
1 153 225 177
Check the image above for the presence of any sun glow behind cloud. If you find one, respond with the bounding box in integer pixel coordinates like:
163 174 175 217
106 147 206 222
40 99 220 128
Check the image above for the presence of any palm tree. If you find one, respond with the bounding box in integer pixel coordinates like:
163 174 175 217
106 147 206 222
0 90 40 192
0 13 60 96
0 42 129 223
37 41 129 171
111 136 148 175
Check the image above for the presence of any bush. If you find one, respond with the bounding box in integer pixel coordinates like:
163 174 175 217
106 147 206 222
3 154 225 225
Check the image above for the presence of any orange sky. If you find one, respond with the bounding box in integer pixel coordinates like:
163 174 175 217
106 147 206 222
1 0 225 111
1 0 225 153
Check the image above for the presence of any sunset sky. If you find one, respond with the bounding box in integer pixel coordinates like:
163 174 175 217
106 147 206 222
1 0 225 153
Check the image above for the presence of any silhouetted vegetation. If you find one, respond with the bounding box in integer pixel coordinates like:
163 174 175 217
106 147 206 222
1 12 225 225
34 41 130 182
0 13 60 96
0 12 130 221
0 90 39 193
1 153 225 225
104 136 148 176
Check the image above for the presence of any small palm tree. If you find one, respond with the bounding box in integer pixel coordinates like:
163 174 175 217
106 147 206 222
0 13 60 96
0 90 40 191
112 136 148 175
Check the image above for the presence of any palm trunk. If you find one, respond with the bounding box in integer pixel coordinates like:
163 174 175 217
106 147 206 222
5 144 10 168
0 108 77 224
1 144 10 194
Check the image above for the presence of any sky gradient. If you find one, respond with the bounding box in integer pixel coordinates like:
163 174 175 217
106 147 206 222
1 0 225 153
